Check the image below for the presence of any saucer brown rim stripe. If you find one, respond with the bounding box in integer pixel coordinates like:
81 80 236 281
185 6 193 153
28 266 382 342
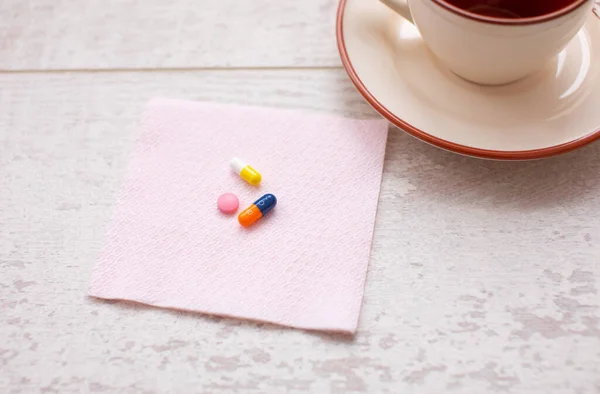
432 0 590 26
336 0 600 160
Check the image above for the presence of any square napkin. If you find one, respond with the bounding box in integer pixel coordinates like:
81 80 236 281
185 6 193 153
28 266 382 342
89 99 388 333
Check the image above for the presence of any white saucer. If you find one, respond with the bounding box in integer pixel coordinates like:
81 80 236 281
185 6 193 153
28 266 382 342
337 0 600 160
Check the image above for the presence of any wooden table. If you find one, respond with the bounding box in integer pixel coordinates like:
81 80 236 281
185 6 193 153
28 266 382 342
1 1 599 393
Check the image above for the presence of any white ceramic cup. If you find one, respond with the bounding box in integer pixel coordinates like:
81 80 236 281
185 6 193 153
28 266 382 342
380 0 594 85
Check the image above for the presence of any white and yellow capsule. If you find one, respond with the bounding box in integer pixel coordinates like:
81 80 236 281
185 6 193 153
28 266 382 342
230 157 262 186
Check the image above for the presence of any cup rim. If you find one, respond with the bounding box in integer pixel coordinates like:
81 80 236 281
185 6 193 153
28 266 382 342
432 0 590 25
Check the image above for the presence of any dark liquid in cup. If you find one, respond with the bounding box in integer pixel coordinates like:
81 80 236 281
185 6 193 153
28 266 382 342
443 0 581 18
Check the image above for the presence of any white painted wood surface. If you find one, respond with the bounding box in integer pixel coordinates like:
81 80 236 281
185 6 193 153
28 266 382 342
0 0 340 70
1 2 599 394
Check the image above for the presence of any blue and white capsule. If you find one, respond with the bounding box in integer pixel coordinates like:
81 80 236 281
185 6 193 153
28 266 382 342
238 194 277 227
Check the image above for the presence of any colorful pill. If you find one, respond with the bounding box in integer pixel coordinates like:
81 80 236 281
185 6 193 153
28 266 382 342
238 193 277 227
217 193 239 214
230 157 262 186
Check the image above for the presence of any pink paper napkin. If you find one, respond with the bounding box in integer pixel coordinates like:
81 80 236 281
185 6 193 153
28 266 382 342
89 99 388 333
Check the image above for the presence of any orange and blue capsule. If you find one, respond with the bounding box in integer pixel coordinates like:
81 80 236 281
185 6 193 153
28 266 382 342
238 194 277 227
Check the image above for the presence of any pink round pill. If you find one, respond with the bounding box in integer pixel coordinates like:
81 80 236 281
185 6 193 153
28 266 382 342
217 193 239 214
